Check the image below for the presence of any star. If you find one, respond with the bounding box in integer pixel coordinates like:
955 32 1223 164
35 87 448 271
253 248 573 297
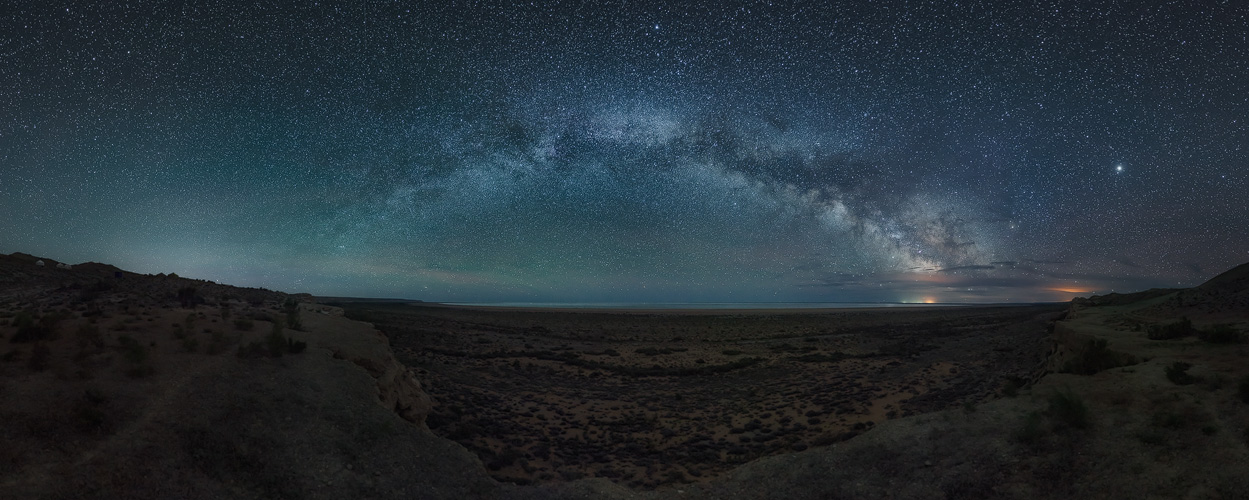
0 1 1244 304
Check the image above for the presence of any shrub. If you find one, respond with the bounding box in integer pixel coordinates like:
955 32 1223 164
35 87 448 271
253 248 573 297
265 330 287 358
1135 430 1165 446
1147 317 1194 340
286 337 307 354
1165 362 1197 385
75 324 104 351
1197 324 1246 344
789 352 847 363
343 309 371 322
1237 376 1249 404
235 318 307 358
176 286 201 308
283 298 303 331
28 343 51 371
286 312 303 331
1152 411 1185 429
182 337 199 353
11 311 54 343
206 331 228 355
237 342 267 358
1014 411 1045 445
721 349 744 356
1062 338 1135 375
1047 389 1089 429
265 316 288 354
118 335 154 378
233 319 254 331
1003 377 1024 397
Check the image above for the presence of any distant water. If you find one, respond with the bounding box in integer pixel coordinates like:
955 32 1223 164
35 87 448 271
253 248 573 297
440 302 998 309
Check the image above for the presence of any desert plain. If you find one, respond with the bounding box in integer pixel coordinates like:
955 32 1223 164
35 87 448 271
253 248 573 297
341 302 1063 487
3 251 1249 499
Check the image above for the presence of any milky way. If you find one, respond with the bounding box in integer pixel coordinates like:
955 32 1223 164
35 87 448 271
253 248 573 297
2 2 1247 302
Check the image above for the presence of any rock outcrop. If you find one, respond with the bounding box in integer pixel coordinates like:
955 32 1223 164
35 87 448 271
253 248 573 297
308 304 435 427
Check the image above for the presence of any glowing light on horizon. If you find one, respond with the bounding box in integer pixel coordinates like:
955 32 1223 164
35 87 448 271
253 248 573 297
1049 287 1094 295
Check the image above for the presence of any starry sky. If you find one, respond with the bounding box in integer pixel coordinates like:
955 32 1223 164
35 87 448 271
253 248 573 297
2 1 1247 304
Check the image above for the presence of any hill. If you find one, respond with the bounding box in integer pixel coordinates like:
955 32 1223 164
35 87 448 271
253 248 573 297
1072 261 1249 323
0 253 494 499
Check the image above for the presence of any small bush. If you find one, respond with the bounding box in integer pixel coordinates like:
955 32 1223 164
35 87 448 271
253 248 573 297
1015 412 1045 445
12 310 35 329
1237 376 1249 404
233 319 254 331
1197 324 1246 344
118 335 154 378
177 286 200 308
343 309 371 322
28 343 51 371
265 330 286 358
1165 362 1196 385
1152 411 1185 429
1147 317 1194 340
263 317 288 357
119 336 146 364
237 342 267 359
1003 377 1023 397
1047 389 1089 429
75 324 104 351
721 349 744 356
286 310 303 332
283 298 303 331
182 337 199 353
1062 338 1135 375
76 389 113 434
11 310 54 343
286 337 307 353
1136 430 1165 446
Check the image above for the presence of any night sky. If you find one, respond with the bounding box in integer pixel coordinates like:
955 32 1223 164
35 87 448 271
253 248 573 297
3 2 1247 303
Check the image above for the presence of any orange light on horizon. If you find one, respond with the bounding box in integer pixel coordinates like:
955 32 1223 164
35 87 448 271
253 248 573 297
1048 287 1094 295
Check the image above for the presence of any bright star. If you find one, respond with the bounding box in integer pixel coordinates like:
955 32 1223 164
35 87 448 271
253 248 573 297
1115 164 1123 173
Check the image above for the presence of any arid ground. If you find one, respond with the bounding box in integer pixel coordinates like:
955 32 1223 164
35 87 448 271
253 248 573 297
337 302 1064 488
4 251 1249 499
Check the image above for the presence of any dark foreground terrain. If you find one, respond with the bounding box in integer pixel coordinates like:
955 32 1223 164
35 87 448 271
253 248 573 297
4 250 1249 499
337 303 1063 487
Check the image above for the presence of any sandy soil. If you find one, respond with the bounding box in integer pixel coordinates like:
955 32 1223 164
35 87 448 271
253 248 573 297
339 302 1063 488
